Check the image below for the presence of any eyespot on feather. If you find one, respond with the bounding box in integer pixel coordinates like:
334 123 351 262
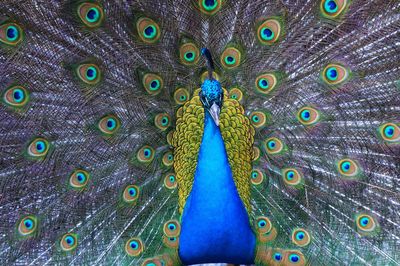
228 87 243 103
27 137 50 160
2 85 30 108
255 73 277 95
125 237 144 256
355 213 379 235
271 249 285 263
255 216 273 235
283 250 306 266
291 228 311 247
265 137 285 155
281 168 303 187
249 111 270 129
18 215 38 236
321 63 350 86
179 38 200 65
0 22 24 46
163 235 179 248
77 2 105 28
60 233 78 252
164 173 177 189
142 72 164 95
136 145 155 164
378 122 400 143
256 18 282 45
76 63 101 85
297 106 321 126
162 150 174 167
69 169 90 189
136 17 160 43
163 220 181 237
174 88 190 105
320 0 349 19
98 114 121 136
251 169 264 185
198 0 222 15
122 185 140 204
337 158 360 178
154 113 171 131
220 46 242 69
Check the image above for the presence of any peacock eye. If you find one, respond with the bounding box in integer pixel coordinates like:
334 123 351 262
250 169 264 185
136 17 160 43
78 3 104 28
291 228 311 247
76 63 101 85
284 250 305 265
154 113 171 131
228 87 243 103
125 238 144 256
174 88 190 105
322 63 350 86
18 216 37 236
378 122 399 143
297 106 321 126
265 137 284 155
70 169 90 189
282 168 303 187
220 47 242 69
136 145 155 164
255 216 272 234
2 85 30 108
142 73 163 95
164 173 177 189
163 220 181 237
180 40 200 65
249 111 268 129
27 137 50 160
162 150 174 167
0 22 24 46
98 114 121 136
163 235 179 248
122 185 140 204
320 0 349 19
198 0 222 15
337 158 360 177
256 18 282 45
60 233 78 252
355 214 378 235
255 73 277 95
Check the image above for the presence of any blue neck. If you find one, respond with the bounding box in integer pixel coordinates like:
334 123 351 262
179 111 256 265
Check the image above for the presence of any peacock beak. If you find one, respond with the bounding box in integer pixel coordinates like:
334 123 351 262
209 102 220 126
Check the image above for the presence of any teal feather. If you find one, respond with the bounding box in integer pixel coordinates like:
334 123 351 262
0 0 399 265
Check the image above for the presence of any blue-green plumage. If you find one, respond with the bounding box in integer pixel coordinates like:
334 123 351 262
179 111 256 264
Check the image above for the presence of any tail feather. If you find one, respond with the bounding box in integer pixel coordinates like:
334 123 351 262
0 0 399 265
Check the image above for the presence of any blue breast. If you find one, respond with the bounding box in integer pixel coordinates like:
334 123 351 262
178 111 256 264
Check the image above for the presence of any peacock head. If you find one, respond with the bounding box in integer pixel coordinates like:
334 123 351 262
200 48 223 126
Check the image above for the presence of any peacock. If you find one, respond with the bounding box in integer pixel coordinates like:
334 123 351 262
0 0 399 265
